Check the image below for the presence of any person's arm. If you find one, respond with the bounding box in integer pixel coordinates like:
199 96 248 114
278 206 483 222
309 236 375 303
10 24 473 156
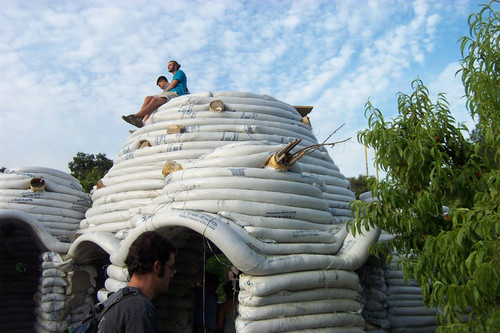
165 79 179 92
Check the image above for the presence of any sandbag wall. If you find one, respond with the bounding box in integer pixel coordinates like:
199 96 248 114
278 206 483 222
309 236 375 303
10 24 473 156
0 167 90 241
80 92 353 236
0 167 90 333
78 91 369 332
358 192 438 332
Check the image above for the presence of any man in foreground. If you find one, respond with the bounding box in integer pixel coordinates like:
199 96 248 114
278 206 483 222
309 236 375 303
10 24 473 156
97 231 177 332
122 60 187 128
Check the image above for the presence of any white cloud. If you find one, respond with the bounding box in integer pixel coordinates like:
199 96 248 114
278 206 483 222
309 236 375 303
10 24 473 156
0 0 481 178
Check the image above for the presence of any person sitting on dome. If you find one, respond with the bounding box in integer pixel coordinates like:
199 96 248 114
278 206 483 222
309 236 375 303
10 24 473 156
122 60 187 128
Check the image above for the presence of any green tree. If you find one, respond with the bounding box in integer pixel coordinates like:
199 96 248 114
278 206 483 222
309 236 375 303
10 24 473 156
347 174 376 199
350 1 499 332
68 152 113 193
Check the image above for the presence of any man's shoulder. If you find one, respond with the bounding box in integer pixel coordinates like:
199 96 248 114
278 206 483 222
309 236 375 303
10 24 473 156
104 287 151 309
174 69 186 79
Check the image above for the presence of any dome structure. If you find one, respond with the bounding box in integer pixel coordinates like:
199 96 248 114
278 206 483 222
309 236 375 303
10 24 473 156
69 91 379 332
0 167 90 332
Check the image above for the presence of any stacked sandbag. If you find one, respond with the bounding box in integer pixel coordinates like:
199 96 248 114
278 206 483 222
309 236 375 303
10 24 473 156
385 260 438 333
34 252 73 333
0 227 40 333
358 191 438 332
357 256 390 332
105 141 369 332
79 92 353 237
78 91 379 332
0 167 90 241
357 191 390 332
237 270 364 332
66 264 98 329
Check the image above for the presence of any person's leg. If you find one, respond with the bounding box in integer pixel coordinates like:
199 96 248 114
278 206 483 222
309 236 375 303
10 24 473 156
135 97 167 119
139 96 155 111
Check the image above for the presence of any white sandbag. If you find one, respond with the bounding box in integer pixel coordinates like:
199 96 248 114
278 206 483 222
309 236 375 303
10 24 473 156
85 198 152 218
149 108 301 126
103 164 165 178
92 190 162 206
68 231 120 261
390 315 437 328
99 170 164 187
28 213 81 225
0 202 84 219
243 226 342 244
386 278 420 287
238 299 363 321
327 201 351 210
156 95 300 118
106 264 129 282
91 179 165 201
321 192 356 203
161 176 324 198
384 269 404 279
144 200 334 224
299 163 346 179
359 191 373 201
7 167 79 183
326 185 356 200
4 171 83 191
224 217 345 255
0 189 90 206
183 151 274 169
104 277 127 292
238 287 360 307
0 178 31 189
387 293 424 301
235 313 364 333
111 210 373 274
154 188 329 211
219 211 337 231
36 308 67 321
136 123 316 143
41 276 67 288
387 286 424 295
97 288 113 303
150 132 314 150
79 221 132 234
387 300 428 307
43 180 91 201
165 167 326 189
81 210 132 226
42 268 66 278
40 293 66 302
112 149 204 170
0 195 88 212
40 286 65 294
239 270 359 297
388 306 437 316
40 301 66 312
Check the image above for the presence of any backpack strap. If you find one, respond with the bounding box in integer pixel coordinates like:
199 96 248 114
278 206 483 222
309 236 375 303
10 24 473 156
96 288 140 321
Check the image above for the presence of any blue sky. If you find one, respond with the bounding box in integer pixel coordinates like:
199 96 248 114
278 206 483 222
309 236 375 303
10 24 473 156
0 0 486 178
